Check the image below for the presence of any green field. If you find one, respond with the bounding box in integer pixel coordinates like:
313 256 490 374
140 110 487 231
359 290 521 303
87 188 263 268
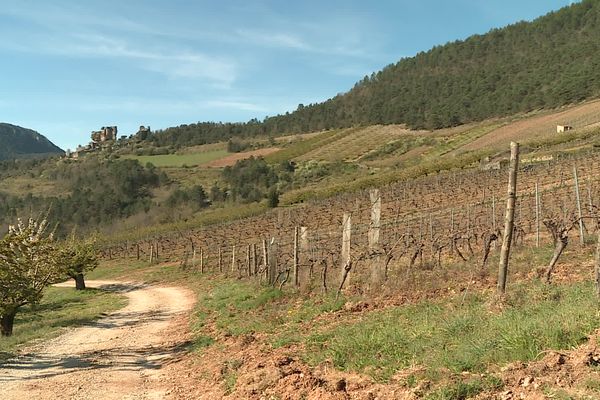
0 286 126 360
124 149 229 167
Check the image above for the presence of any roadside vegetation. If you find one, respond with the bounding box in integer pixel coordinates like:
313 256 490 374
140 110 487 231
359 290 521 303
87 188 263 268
0 287 125 361
0 217 102 337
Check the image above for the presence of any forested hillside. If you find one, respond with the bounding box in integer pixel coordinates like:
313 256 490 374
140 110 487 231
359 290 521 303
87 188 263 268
0 123 63 160
151 0 600 146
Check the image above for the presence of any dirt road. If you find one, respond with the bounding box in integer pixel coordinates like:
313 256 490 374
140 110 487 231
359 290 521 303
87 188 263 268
0 280 195 399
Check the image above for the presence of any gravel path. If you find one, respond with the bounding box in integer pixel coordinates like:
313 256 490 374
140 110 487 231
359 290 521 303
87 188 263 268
0 280 195 399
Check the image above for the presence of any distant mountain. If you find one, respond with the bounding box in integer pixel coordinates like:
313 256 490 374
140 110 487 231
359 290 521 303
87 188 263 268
152 0 600 147
0 123 63 161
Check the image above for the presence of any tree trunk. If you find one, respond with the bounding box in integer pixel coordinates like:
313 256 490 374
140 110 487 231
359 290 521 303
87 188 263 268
74 273 86 290
1 310 17 337
545 236 568 284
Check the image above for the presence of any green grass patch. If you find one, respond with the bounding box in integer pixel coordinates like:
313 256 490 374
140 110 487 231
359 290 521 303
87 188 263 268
190 277 345 350
425 376 503 400
194 279 285 336
86 259 151 280
0 286 126 360
124 149 228 167
305 281 600 382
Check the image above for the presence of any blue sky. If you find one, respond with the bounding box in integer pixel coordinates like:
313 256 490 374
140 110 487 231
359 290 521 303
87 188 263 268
0 0 577 151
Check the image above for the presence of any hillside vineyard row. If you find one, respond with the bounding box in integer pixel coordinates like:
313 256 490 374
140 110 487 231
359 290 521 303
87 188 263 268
98 148 600 294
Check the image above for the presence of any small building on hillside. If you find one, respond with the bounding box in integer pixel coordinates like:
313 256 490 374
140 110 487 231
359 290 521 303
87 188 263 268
557 124 573 133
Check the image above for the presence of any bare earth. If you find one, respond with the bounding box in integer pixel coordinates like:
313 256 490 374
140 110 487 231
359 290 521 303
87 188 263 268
0 280 195 400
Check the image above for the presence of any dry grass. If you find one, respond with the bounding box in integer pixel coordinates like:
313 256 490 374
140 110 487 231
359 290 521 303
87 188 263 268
205 147 281 168
297 125 423 162
463 99 600 152
0 177 69 197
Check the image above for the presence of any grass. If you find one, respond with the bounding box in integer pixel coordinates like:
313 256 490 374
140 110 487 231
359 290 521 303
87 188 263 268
281 148 492 205
296 126 404 162
265 129 350 164
124 149 228 167
425 122 505 158
0 176 70 197
304 281 600 382
190 277 345 349
0 286 126 360
106 201 268 244
425 376 504 400
193 279 285 337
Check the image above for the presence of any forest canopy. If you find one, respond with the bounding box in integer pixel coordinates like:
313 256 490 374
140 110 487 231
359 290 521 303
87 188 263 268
149 0 600 146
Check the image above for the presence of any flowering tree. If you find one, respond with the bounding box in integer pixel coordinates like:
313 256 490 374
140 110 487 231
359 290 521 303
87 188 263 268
0 218 62 336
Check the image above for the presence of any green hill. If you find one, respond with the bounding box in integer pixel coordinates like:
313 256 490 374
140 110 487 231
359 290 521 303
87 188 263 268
151 0 600 146
0 123 63 160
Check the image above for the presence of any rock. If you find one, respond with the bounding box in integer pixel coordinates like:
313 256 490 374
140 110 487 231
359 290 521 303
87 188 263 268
334 378 347 392
521 376 534 387
274 356 294 367
500 390 513 400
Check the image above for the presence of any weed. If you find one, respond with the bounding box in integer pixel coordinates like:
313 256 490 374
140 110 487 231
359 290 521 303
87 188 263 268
425 376 503 400
305 281 600 382
0 287 125 360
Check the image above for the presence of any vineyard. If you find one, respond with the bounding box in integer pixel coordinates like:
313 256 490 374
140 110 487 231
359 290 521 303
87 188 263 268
101 144 600 299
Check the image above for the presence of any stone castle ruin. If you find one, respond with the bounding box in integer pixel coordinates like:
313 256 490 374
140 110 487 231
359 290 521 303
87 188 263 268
67 124 152 160
91 126 118 143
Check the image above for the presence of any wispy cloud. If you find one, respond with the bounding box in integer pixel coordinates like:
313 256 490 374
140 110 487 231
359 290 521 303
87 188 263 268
235 29 311 51
73 97 268 115
203 100 268 113
0 5 238 86
234 27 373 59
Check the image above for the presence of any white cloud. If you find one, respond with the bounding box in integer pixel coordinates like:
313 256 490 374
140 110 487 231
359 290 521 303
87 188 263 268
235 29 311 51
0 5 238 86
72 97 268 115
203 100 268 113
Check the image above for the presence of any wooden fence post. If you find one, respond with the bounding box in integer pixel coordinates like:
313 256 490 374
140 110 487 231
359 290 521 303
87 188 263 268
246 244 251 277
535 181 540 248
497 142 520 295
594 229 600 297
218 247 223 273
231 245 237 275
252 243 258 276
262 239 269 282
268 238 277 285
368 189 383 285
200 248 204 274
340 213 352 287
299 227 309 287
574 166 585 246
293 227 300 287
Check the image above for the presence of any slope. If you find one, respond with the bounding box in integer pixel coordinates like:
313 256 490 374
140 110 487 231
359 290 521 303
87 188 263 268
149 0 600 147
0 123 63 160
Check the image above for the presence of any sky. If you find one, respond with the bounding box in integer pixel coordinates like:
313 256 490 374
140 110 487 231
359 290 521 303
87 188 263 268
0 0 578 151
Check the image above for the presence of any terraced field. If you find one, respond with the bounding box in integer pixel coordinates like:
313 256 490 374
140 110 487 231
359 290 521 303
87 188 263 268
463 99 600 151
296 125 420 162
